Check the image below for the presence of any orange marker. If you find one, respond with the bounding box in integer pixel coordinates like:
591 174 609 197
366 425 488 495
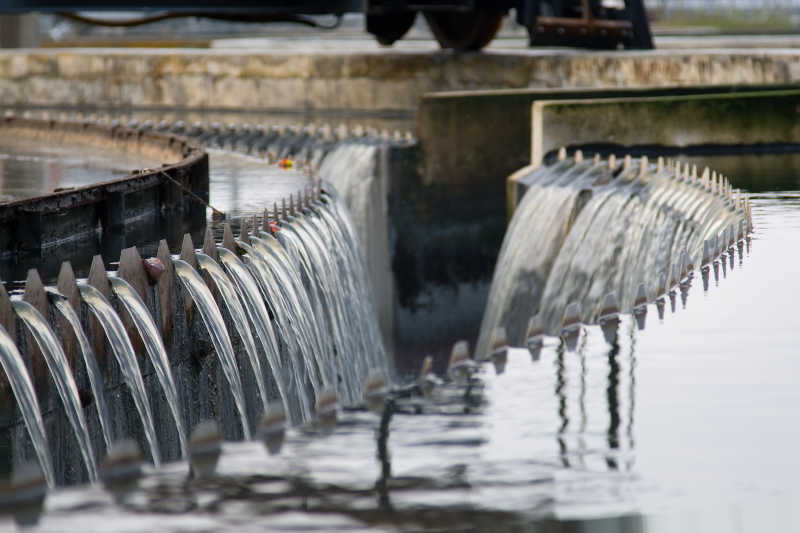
278 158 293 169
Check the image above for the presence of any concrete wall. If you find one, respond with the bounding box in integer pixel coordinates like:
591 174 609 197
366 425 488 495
530 89 800 170
0 118 209 282
500 89 800 213
1 49 800 113
417 84 800 197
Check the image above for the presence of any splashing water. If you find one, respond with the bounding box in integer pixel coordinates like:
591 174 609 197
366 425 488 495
217 247 296 421
12 299 98 482
108 276 188 458
79 283 162 466
196 252 269 413
0 324 55 488
49 292 113 451
173 259 251 439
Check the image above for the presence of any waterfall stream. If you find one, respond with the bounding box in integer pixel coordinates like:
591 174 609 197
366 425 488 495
173 259 251 440
12 300 98 482
79 283 162 466
217 247 295 421
238 240 320 410
477 158 745 356
0 324 54 488
196 252 269 413
49 293 113 451
108 276 188 458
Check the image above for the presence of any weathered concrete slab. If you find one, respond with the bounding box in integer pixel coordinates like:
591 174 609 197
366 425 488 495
417 84 800 193
530 89 800 169
502 88 800 212
1 48 800 113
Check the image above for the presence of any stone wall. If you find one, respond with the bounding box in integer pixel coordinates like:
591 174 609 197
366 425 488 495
1 49 799 112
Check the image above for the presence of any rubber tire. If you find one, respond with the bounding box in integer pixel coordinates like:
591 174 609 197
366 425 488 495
367 11 418 47
423 9 504 51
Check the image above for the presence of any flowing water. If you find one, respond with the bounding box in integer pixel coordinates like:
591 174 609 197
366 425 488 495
217 247 294 421
11 300 98 482
3 129 799 533
173 259 251 439
108 276 188 458
22 155 800 532
238 239 321 407
196 252 269 412
314 197 388 375
0 139 161 203
78 283 162 466
0 324 54 488
477 158 744 357
49 293 113 451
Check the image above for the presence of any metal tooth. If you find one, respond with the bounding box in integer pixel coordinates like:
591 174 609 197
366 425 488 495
608 154 616 170
188 420 222 479
289 193 295 216
557 147 567 161
281 198 287 220
526 314 544 342
593 153 601 164
574 149 583 163
623 154 632 172
691 165 697 183
674 161 681 180
634 283 648 308
701 167 709 187
599 292 619 321
638 155 648 178
657 156 664 173
682 164 689 182
561 302 581 331
656 272 667 298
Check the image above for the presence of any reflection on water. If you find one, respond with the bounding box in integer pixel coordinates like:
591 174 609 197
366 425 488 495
0 144 308 282
8 156 800 531
0 140 160 203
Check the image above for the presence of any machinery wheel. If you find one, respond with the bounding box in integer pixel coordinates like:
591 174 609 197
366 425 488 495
366 11 418 46
423 9 504 51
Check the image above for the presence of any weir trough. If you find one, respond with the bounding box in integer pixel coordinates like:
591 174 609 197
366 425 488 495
0 117 209 282
507 88 800 212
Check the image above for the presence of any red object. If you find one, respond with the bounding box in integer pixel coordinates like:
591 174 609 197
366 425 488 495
269 220 280 233
142 257 165 283
278 158 293 169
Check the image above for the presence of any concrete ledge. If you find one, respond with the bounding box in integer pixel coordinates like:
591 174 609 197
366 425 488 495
417 84 800 192
501 88 800 212
0 118 208 269
2 49 800 114
531 89 800 165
